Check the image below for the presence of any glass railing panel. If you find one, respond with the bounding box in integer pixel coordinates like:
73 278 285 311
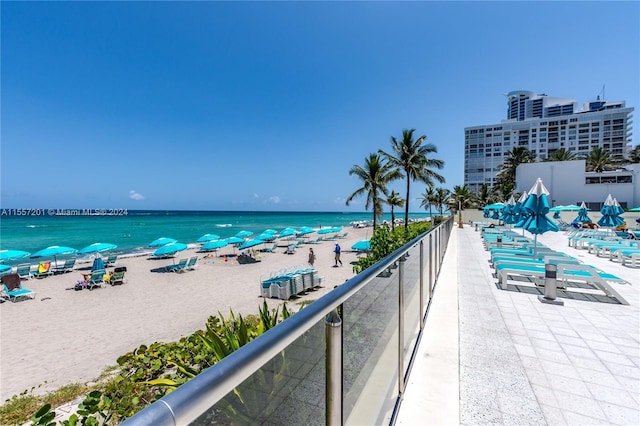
342 270 400 425
192 320 327 425
401 244 422 368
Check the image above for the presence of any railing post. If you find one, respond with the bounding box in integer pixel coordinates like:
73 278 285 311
538 264 564 306
326 309 343 426
419 241 424 329
428 234 433 300
398 255 405 396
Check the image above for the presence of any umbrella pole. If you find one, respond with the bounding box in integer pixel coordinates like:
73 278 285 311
533 234 537 258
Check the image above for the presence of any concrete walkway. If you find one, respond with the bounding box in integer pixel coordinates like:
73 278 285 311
397 224 640 425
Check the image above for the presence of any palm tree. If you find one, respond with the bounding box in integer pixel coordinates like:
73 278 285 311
448 185 475 227
385 190 405 231
496 147 535 187
545 148 578 162
476 183 497 207
433 187 451 217
584 147 613 172
418 187 436 219
379 129 445 232
346 153 401 228
629 145 640 163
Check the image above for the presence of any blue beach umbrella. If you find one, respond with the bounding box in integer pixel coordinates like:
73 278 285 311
79 243 117 255
197 234 221 243
32 245 78 268
297 226 315 236
520 178 559 256
149 237 177 247
201 240 228 252
351 240 371 251
514 191 529 231
153 242 188 257
279 228 297 238
225 236 244 245
92 257 105 272
239 238 265 250
598 194 624 229
502 196 517 225
0 250 31 262
575 202 591 223
256 232 277 242
235 230 254 239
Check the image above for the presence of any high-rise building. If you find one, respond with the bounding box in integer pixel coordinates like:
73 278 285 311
464 90 634 193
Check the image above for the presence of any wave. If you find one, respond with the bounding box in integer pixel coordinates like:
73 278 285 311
216 224 232 227
26 224 48 228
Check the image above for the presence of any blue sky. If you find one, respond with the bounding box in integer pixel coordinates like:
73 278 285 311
2 1 638 212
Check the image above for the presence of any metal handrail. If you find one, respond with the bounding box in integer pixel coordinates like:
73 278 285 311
123 218 453 426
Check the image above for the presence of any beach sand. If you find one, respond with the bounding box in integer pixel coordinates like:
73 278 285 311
0 227 372 401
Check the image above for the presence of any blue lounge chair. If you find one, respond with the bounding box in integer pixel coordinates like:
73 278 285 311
104 254 118 267
166 258 188 273
260 243 279 253
87 270 105 289
186 256 198 270
53 258 76 274
108 270 126 286
16 264 33 280
1 273 36 302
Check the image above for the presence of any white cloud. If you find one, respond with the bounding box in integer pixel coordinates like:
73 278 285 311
129 190 145 200
268 196 281 204
254 193 259 198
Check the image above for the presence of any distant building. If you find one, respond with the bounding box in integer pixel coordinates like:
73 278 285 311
464 90 634 193
516 160 640 210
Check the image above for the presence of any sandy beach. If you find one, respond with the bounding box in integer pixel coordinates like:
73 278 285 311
0 227 372 402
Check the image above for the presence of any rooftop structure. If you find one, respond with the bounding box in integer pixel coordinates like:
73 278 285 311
464 90 634 193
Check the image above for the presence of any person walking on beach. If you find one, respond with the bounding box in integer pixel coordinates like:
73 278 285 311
334 243 342 267
308 248 315 266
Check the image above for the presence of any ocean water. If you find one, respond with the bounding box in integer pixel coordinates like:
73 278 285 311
0 210 431 262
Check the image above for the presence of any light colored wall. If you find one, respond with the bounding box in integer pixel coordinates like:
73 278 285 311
516 160 640 208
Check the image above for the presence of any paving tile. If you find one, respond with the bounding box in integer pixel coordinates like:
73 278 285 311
530 384 559 408
598 401 640 426
538 404 567 425
554 390 608 422
529 337 563 352
586 339 624 354
577 366 625 389
586 382 638 409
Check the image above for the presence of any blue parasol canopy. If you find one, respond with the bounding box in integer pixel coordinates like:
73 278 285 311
520 178 559 256
92 257 105 272
279 228 297 238
575 201 591 223
502 196 517 225
0 250 31 262
225 236 244 245
597 194 625 228
153 242 188 257
351 240 371 251
197 234 221 243
239 238 264 250
201 240 228 251
79 243 117 255
32 246 78 259
514 191 529 229
235 230 254 239
149 237 177 247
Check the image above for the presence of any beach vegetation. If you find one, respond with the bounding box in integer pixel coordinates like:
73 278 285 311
379 128 445 233
346 153 402 228
495 146 535 188
352 221 432 274
418 186 436 218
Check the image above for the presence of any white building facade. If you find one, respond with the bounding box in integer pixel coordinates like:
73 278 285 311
516 160 640 210
464 90 634 193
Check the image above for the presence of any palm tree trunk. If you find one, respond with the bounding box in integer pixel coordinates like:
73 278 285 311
391 207 395 231
404 179 410 232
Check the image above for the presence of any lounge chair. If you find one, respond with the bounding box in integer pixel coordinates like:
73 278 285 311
53 258 76 274
497 262 626 297
337 232 348 239
260 243 278 253
186 256 198 270
1 273 36 302
285 244 296 255
16 264 33 280
609 247 640 267
104 254 118 267
87 270 105 289
108 270 126 286
166 258 188 273
32 261 53 279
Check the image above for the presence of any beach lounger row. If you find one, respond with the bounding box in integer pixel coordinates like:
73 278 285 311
165 256 198 273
